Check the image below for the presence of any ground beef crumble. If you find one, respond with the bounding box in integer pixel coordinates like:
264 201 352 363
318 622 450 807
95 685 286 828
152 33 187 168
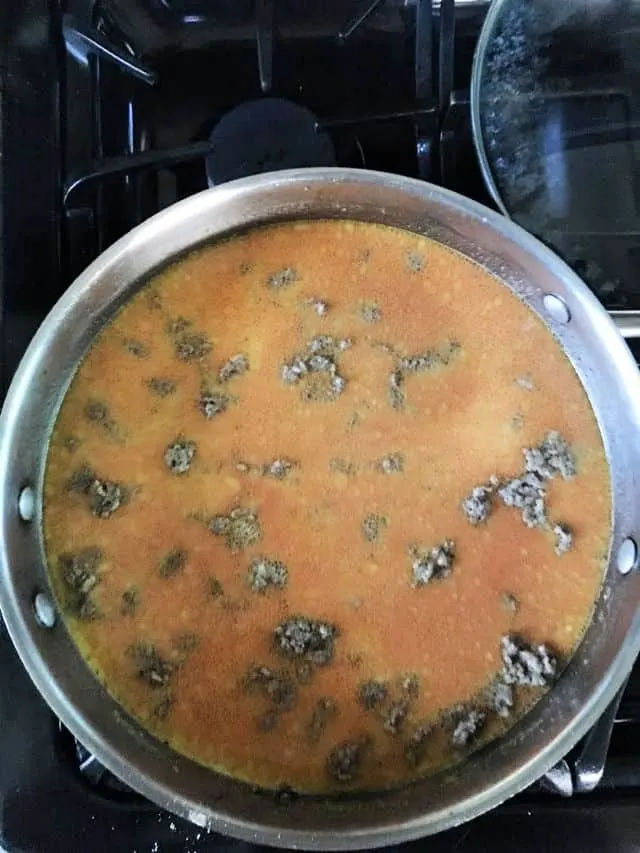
410 539 455 587
199 389 231 419
164 439 196 474
281 336 351 402
524 431 576 480
248 557 288 592
327 737 369 783
461 478 498 525
244 665 297 711
498 472 547 528
462 432 577 554
209 506 262 551
405 722 432 767
552 522 573 556
377 452 405 474
501 635 557 688
274 617 337 666
383 700 409 735
486 678 514 718
218 354 249 383
87 478 123 519
450 708 486 747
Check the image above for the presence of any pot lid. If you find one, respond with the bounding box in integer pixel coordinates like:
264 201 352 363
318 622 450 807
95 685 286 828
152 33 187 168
472 0 640 308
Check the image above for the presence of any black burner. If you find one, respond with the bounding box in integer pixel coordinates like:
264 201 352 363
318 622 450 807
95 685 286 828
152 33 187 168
206 98 335 186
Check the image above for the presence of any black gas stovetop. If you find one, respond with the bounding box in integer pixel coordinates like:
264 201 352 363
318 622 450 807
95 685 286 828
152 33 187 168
1 2 640 852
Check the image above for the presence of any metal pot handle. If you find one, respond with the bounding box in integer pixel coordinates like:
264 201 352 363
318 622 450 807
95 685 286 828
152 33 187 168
611 310 640 340
539 310 636 798
541 681 628 797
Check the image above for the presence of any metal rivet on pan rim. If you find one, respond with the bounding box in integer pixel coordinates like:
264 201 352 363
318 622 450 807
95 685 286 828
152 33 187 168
18 486 35 522
617 538 638 576
543 293 571 324
33 592 56 628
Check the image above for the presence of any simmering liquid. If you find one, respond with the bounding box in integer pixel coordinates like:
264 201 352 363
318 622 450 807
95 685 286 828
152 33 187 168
43 220 610 793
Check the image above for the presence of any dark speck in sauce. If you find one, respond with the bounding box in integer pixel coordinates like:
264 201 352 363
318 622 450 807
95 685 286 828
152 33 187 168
295 661 313 684
263 458 296 479
406 251 425 272
84 399 109 423
327 737 369 783
59 547 103 618
199 389 231 419
501 592 520 615
399 673 420 699
258 710 278 732
174 332 211 362
267 267 298 289
83 399 121 440
123 339 149 358
362 513 387 543
383 700 409 735
146 378 177 397
360 301 381 323
377 452 405 474
246 666 298 730
153 697 173 720
63 435 81 453
404 722 432 767
174 633 199 657
388 370 405 410
121 586 140 616
127 642 174 688
244 665 297 711
307 697 339 741
166 317 191 336
358 679 388 710
159 548 188 579
67 465 97 495
329 458 357 476
207 576 224 599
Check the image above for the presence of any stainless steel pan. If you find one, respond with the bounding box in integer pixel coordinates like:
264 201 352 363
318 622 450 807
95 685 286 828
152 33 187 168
0 168 639 849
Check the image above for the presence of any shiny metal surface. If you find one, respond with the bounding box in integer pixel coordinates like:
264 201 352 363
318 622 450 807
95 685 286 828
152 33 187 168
470 0 640 307
469 0 507 213
62 13 157 86
611 312 640 341
573 683 628 794
0 169 639 849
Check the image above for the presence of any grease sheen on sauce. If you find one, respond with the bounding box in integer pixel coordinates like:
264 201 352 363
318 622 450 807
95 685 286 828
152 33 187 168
43 220 610 794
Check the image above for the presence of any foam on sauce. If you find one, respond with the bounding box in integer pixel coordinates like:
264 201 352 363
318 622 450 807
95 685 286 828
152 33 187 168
43 219 610 794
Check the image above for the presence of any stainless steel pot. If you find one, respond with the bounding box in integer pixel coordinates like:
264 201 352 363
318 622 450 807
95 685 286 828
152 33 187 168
0 168 639 849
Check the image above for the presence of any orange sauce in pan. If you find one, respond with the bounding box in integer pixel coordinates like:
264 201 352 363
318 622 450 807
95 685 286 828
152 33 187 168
43 220 610 793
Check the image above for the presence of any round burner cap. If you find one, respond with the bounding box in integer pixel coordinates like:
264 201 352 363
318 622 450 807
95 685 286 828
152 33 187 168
206 98 336 186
